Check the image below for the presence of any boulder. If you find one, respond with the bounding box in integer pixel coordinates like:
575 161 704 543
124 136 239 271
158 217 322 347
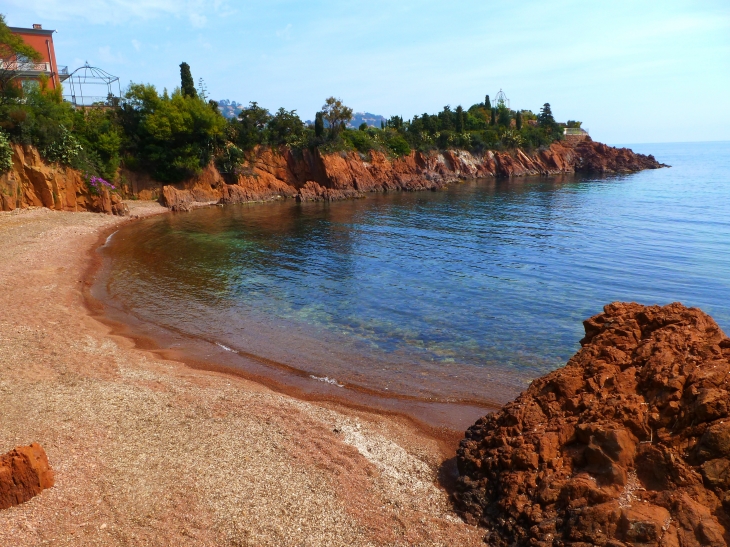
455 302 730 546
0 443 54 510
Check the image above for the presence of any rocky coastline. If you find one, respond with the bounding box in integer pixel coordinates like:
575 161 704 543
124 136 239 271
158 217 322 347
158 137 666 212
0 138 666 214
456 302 730 547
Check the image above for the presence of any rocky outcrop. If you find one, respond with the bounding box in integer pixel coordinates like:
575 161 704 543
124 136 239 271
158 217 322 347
157 138 666 210
0 443 54 510
455 302 730 546
0 144 128 215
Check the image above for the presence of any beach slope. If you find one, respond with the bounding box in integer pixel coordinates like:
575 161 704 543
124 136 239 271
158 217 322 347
0 205 482 546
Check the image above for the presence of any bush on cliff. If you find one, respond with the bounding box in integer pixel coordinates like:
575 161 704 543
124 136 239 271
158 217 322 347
0 130 11 172
119 83 226 182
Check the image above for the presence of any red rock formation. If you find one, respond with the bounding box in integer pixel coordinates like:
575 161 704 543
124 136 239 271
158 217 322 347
0 443 54 510
0 144 128 215
455 302 730 547
157 138 666 210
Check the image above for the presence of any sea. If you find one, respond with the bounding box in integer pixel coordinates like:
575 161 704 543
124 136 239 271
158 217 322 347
93 141 730 430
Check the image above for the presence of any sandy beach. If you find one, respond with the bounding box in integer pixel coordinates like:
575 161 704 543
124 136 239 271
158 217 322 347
0 203 483 546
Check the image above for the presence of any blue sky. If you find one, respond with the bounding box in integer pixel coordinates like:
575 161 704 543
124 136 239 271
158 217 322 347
4 0 729 144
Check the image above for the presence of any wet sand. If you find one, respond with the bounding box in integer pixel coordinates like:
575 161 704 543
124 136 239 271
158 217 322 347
0 204 485 546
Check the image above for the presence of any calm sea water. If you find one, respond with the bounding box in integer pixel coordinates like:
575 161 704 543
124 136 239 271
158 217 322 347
98 141 730 412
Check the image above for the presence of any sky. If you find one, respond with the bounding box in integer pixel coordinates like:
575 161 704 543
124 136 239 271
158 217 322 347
4 0 730 144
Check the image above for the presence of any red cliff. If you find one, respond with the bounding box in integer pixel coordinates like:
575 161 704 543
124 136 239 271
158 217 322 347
455 302 730 547
0 144 128 215
158 138 666 212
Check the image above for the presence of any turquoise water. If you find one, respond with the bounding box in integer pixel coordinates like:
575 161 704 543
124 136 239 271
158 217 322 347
100 141 730 407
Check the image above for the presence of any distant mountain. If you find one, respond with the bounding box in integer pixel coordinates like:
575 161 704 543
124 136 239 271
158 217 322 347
305 112 387 128
216 99 243 120
346 112 387 129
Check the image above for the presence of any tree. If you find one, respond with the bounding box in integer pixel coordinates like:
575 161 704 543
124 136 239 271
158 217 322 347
197 77 208 101
179 62 197 98
267 107 304 146
235 101 271 149
0 14 43 102
515 111 523 130
359 122 367 131
320 97 352 137
497 107 510 127
484 95 491 110
314 112 324 138
490 108 496 126
455 105 465 133
537 103 555 126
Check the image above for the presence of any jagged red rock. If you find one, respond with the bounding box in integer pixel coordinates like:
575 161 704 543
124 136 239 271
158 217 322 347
455 302 730 547
0 144 128 215
0 443 55 510
156 138 667 210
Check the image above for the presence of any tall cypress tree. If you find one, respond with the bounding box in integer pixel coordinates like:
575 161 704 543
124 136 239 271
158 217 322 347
515 111 523 130
490 108 496 126
485 95 491 110
180 62 197 98
314 112 324 137
455 105 464 132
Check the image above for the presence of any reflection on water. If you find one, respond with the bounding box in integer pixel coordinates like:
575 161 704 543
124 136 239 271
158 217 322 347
99 142 730 407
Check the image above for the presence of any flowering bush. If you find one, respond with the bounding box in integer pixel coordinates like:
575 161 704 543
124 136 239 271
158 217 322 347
86 174 116 195
0 131 12 173
41 125 83 165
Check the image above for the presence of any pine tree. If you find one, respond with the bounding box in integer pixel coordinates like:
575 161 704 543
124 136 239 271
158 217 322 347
180 62 197 98
515 111 523 130
537 103 555 126
485 95 491 110
315 112 324 138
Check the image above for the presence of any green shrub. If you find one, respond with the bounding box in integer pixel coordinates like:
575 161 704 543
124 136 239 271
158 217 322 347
0 130 12 172
385 134 411 157
42 125 82 164
343 129 375 154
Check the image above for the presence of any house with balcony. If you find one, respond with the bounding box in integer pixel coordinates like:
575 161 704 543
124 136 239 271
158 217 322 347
2 24 68 91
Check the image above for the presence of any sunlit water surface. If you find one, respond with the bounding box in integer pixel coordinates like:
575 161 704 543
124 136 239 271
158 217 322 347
98 141 730 409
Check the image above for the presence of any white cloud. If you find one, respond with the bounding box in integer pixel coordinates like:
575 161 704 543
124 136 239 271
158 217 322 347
4 0 229 25
131 39 141 52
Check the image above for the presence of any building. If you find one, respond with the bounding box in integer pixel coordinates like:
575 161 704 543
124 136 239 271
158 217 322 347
3 24 68 90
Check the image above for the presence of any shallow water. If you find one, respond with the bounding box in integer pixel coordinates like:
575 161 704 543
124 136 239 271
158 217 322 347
96 141 730 425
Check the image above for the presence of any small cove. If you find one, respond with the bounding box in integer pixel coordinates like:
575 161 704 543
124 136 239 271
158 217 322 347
93 141 730 430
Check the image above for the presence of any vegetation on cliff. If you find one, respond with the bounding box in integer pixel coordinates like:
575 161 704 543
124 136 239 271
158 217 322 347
0 15 574 188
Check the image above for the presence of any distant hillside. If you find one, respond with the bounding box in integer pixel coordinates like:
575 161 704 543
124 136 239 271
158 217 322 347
216 99 243 120
218 103 386 128
305 112 387 129
347 112 387 128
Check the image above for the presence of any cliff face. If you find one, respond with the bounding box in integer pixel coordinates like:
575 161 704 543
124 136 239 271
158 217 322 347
0 139 665 214
159 138 666 211
0 145 128 215
455 302 730 547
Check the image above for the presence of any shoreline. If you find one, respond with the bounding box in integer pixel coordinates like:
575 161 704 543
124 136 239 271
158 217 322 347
83 205 502 442
0 204 485 545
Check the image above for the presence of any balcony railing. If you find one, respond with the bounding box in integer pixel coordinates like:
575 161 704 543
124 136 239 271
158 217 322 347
1 60 52 73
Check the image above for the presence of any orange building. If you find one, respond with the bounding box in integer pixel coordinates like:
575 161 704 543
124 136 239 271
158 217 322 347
4 24 67 90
